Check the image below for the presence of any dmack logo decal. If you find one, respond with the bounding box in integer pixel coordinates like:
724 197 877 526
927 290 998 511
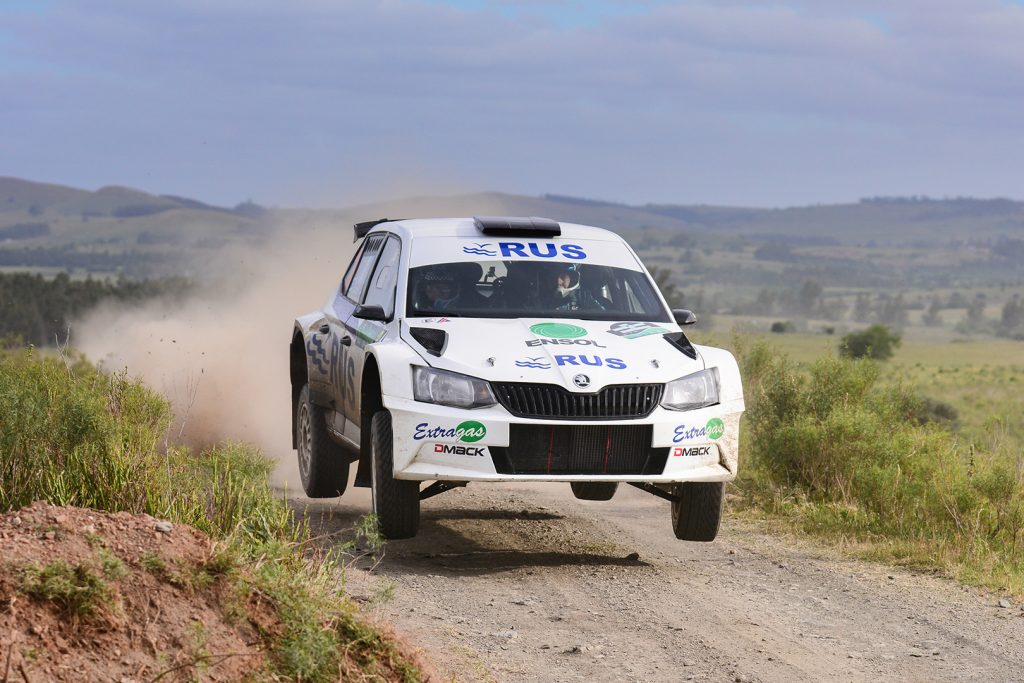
554 355 626 370
497 242 586 260
673 446 712 457
414 420 487 443
434 444 485 457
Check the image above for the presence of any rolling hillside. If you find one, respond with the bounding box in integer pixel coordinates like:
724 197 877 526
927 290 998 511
1 176 1021 293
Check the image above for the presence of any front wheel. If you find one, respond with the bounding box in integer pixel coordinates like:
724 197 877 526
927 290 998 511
570 482 618 501
370 410 420 539
296 384 349 498
670 482 724 542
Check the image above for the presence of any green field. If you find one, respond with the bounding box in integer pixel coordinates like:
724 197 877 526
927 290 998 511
698 329 1024 450
700 326 1024 594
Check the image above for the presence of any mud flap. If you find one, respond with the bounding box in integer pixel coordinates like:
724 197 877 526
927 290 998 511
354 451 372 487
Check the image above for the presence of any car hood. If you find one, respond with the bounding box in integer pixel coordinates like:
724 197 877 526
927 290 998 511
401 318 704 389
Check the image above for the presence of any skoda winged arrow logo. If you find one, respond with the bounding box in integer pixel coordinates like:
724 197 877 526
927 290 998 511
573 374 591 388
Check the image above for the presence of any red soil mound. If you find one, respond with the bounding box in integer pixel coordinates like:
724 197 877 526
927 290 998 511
0 501 269 682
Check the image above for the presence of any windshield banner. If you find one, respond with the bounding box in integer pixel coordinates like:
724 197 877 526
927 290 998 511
410 237 644 270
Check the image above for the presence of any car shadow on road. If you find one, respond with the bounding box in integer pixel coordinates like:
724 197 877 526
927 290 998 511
291 496 652 577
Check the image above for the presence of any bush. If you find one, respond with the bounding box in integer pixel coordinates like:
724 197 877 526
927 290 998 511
770 321 795 334
839 324 901 360
736 341 1024 592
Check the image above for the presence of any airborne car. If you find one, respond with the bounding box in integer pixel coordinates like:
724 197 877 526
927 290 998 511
289 217 744 540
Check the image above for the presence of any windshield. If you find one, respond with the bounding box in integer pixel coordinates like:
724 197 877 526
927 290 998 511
406 260 671 321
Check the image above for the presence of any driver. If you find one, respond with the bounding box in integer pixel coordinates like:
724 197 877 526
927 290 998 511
543 263 606 312
419 267 460 311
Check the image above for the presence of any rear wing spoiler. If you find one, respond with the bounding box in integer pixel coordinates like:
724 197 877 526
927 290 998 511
353 218 403 241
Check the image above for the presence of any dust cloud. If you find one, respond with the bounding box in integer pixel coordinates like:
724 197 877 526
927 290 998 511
76 219 356 487
75 194 509 488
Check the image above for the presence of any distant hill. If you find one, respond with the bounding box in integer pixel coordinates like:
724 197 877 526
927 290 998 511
1 177 1021 288
0 177 266 277
288 191 1024 246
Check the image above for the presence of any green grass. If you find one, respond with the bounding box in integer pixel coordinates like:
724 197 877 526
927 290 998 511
18 555 124 620
0 348 422 681
730 336 1024 595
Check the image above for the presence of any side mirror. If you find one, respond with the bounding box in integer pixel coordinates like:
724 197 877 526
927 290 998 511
353 304 389 322
672 309 698 326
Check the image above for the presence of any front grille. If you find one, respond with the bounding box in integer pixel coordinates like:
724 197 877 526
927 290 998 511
492 382 663 420
490 424 669 475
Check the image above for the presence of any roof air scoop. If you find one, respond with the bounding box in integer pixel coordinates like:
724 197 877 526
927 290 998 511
473 216 561 237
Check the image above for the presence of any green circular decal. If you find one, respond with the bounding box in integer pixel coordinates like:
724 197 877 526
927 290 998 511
705 418 725 440
456 420 487 443
530 322 587 339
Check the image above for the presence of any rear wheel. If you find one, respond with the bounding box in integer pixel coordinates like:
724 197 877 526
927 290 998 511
296 384 349 498
570 482 618 501
370 410 420 539
670 482 724 541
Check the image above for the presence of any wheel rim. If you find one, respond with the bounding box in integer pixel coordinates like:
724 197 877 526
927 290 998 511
297 402 312 483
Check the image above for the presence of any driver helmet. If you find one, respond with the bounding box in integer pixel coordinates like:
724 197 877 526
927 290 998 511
550 262 581 300
422 267 460 308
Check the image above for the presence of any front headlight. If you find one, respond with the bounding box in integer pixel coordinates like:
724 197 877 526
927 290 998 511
661 368 720 411
412 366 496 409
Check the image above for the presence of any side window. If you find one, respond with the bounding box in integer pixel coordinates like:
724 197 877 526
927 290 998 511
341 241 366 295
343 235 385 301
362 236 402 316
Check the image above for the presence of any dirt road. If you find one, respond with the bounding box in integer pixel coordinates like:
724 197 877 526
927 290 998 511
295 483 1024 682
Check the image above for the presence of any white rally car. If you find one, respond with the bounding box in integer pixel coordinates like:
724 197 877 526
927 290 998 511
289 216 744 540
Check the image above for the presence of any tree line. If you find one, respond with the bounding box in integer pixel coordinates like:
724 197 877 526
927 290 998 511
0 272 192 346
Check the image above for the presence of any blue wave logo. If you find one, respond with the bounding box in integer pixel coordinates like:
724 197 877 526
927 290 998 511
462 242 496 256
306 335 328 374
515 356 551 369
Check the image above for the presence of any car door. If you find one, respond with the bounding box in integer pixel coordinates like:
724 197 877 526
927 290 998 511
327 233 386 439
341 234 402 444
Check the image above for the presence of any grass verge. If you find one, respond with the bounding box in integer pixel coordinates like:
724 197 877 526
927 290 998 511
0 348 422 681
732 338 1024 596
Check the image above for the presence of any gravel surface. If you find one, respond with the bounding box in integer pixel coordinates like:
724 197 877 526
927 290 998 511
297 483 1024 683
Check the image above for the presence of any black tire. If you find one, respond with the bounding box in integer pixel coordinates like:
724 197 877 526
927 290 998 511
670 482 724 542
295 384 349 498
570 482 618 501
370 410 420 539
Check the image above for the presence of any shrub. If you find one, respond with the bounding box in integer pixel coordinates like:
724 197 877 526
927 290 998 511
19 556 123 620
736 341 1024 590
839 324 901 360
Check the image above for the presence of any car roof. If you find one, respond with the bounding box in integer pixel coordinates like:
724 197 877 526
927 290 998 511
367 217 624 243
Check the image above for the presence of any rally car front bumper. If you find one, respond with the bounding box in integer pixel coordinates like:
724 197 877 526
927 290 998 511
382 394 744 483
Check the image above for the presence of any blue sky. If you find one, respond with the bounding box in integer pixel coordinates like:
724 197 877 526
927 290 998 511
1 0 1023 208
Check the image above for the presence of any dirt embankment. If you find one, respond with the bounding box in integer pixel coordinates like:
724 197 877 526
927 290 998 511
301 483 1024 683
0 502 271 681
